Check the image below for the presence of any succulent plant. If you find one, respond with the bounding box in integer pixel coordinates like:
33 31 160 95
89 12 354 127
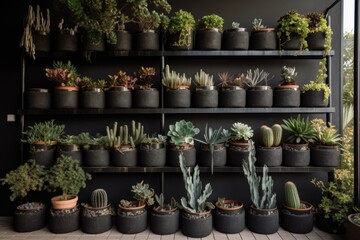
252 18 266 30
246 68 273 87
194 69 214 87
154 193 177 211
281 115 316 144
91 188 108 208
167 120 200 146
162 64 192 89
284 181 301 209
22 119 65 145
198 14 224 32
280 66 298 85
259 124 282 147
229 122 254 142
131 180 155 206
106 120 145 149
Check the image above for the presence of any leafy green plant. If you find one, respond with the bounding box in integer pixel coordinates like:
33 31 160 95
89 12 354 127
301 80 331 101
229 122 254 143
22 119 65 145
79 76 107 90
45 60 81 87
281 115 315 144
194 69 214 87
311 118 342 146
197 14 224 32
140 134 167 150
167 119 200 146
162 64 192 89
167 10 195 48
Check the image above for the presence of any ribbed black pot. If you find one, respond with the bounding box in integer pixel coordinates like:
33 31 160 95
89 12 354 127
166 146 196 167
195 29 222 50
55 31 78 52
198 144 227 167
273 87 300 107
166 31 194 50
222 29 249 50
133 88 159 108
83 145 110 167
81 205 112 234
247 205 279 234
53 87 79 109
280 34 302 50
150 208 179 235
307 32 325 50
49 206 80 233
316 210 345 234
250 29 277 50
282 143 310 167
214 203 245 234
246 86 273 107
310 145 340 167
301 90 329 107
192 87 218 108
255 146 282 167
57 143 82 165
107 30 132 51
81 33 105 52
111 147 137 167
80 88 105 109
226 143 250 166
26 88 51 109
117 207 148 234
219 87 246 107
106 87 132 108
281 202 314 234
33 31 51 52
181 211 213 238
164 88 191 108
134 31 159 51
346 214 360 240
13 202 47 232
29 143 56 167
138 144 166 167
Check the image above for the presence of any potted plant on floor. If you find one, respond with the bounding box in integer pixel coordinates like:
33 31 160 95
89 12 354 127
281 181 314 233
226 121 254 166
255 124 283 167
273 66 301 107
281 115 315 166
22 119 65 167
222 21 249 50
218 71 249 107
0 160 47 232
213 197 245 234
78 76 107 109
246 68 274 107
138 134 167 167
346 212 360 240
45 154 92 233
117 180 155 234
179 152 215 238
196 14 224 50
162 64 192 107
249 18 277 50
133 66 159 108
81 188 113 234
192 69 218 107
150 193 179 235
243 142 279 234
165 9 195 50
107 69 137 108
82 133 110 167
166 119 200 167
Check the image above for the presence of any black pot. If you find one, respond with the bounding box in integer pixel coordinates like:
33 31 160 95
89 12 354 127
134 31 159 51
166 146 196 167
49 206 80 233
281 202 314 234
250 29 277 50
111 147 137 167
26 88 51 109
282 143 310 167
33 31 51 52
301 90 329 107
13 202 47 232
138 144 166 167
222 29 249 50
226 143 250 166
150 208 179 235
307 32 326 50
164 88 191 108
133 88 159 108
247 205 279 234
117 207 148 234
81 33 105 52
166 31 194 50
181 211 213 238
214 201 245 234
81 205 112 234
192 87 218 108
80 88 105 109
316 210 345 234
195 28 222 50
273 86 300 107
55 31 78 52
198 144 227 167
255 146 282 167
219 87 246 107
246 86 273 107
106 87 132 108
310 145 340 167
53 87 79 109
83 145 110 167
107 30 132 51
280 33 303 50
57 144 82 165
346 214 360 240
29 143 56 167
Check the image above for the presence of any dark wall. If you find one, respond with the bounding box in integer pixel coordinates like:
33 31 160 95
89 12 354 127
0 0 341 215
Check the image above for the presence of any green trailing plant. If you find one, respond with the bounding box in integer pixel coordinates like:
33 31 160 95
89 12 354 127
154 193 177 211
259 124 282 147
280 66 298 85
91 188 108 208
242 142 277 209
167 9 195 48
276 10 309 51
45 155 92 200
284 181 301 209
197 14 224 32
229 122 254 143
107 70 137 89
79 76 107 90
194 69 214 87
0 160 47 202
162 64 192 89
179 152 214 213
246 68 273 87
301 80 331 101
22 119 65 145
136 66 156 90
167 119 200 146
311 118 342 146
45 60 81 87
281 115 316 144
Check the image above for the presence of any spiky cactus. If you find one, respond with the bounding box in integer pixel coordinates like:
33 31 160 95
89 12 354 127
242 141 277 209
91 188 108 208
259 125 274 147
284 181 301 209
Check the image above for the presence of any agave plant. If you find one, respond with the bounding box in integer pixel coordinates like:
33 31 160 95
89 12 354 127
281 115 316 144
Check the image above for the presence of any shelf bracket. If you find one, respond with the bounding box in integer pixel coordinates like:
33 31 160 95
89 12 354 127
324 0 341 16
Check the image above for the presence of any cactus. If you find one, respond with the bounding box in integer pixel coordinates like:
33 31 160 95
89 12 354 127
194 69 214 87
272 124 283 146
242 141 277 209
106 122 121 148
129 120 145 147
162 64 192 89
259 125 274 147
284 181 301 209
91 188 108 208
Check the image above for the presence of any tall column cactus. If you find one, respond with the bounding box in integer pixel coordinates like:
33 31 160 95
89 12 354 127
271 124 283 147
284 181 301 209
91 188 108 208
259 124 282 147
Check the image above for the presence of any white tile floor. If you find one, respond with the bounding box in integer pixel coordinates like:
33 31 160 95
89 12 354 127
0 217 345 240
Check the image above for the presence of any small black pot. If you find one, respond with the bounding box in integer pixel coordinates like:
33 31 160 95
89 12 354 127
346 214 360 240
134 31 159 51
250 29 277 50
198 144 227 167
281 202 314 234
219 87 246 107
53 87 79 109
83 145 110 167
282 143 310 167
106 87 132 108
181 211 213 238
29 143 56 167
117 206 148 234
81 33 105 52
280 33 303 50
138 143 166 167
222 29 249 50
166 146 196 167
214 201 245 234
192 87 218 108
301 90 329 107
150 208 179 235
80 88 105 109
307 32 325 50
273 86 300 107
49 206 80 233
33 31 51 52
310 145 340 167
246 86 273 107
26 88 51 109
247 205 279 234
107 30 132 51
133 88 159 108
57 143 82 165
164 88 191 108
55 31 78 52
81 205 112 234
195 28 222 50
166 31 194 50
111 147 137 167
13 202 47 232
226 143 250 166
255 146 282 167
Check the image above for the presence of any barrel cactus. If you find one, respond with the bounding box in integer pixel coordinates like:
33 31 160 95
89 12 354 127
91 188 108 208
284 181 301 209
